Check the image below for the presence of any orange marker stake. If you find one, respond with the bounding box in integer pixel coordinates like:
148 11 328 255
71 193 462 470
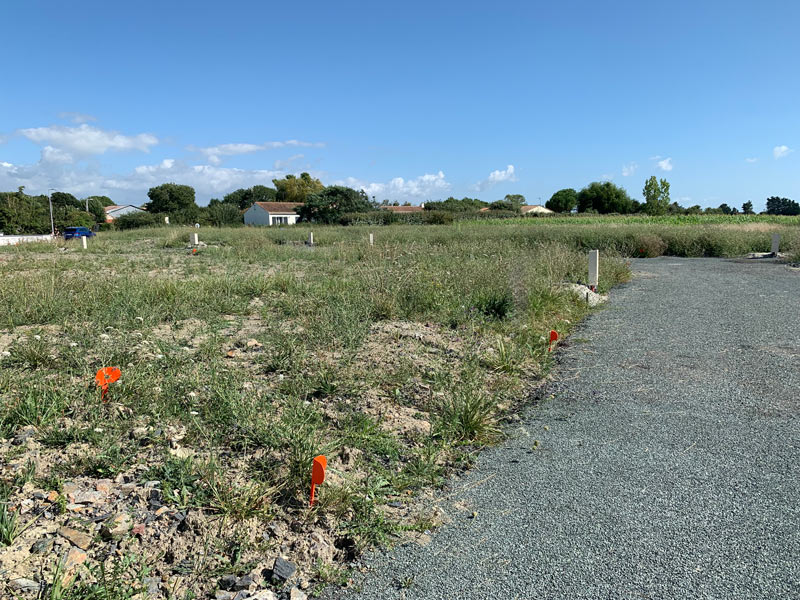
95 367 121 402
548 330 559 352
310 455 327 506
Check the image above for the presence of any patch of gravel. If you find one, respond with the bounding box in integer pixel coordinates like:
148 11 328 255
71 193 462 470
331 257 800 600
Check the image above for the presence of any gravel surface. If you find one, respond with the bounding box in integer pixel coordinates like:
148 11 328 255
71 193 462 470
333 258 799 600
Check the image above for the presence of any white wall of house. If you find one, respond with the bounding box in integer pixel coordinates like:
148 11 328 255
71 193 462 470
244 204 298 226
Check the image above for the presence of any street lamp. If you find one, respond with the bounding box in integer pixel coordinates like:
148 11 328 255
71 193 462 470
47 188 56 236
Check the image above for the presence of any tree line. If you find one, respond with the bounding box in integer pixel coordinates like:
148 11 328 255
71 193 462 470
2 174 798 234
544 178 800 216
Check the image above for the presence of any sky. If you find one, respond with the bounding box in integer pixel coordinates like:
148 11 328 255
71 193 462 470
1 0 799 210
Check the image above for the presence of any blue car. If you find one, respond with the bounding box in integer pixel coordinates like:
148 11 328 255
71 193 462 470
63 227 96 240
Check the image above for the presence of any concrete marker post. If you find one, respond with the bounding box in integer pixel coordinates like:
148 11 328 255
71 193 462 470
308 231 314 246
771 233 780 256
588 249 599 292
369 232 374 247
192 233 199 246
82 236 87 250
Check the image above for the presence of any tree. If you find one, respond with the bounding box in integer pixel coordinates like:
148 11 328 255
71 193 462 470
577 182 636 214
489 194 525 212
642 176 670 216
765 196 800 215
64 210 95 228
86 197 108 223
85 195 114 207
546 188 578 213
424 197 487 212
742 201 754 215
222 185 277 210
297 186 374 223
273 173 324 204
114 211 160 230
208 202 243 226
146 183 196 213
0 189 51 234
718 203 733 215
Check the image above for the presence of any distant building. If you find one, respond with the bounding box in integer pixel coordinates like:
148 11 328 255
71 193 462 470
383 205 425 213
104 205 146 222
520 205 554 215
244 202 302 226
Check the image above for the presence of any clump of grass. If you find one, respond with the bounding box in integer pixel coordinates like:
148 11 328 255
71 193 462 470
435 388 501 444
0 483 20 546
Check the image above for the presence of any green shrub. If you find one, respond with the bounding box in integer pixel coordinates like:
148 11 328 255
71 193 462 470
114 211 160 230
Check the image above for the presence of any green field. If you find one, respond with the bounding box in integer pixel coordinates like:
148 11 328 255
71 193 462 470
0 218 796 598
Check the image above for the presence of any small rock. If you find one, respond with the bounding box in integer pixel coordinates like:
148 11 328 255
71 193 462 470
31 538 54 554
215 592 236 600
70 490 103 504
10 578 40 592
271 557 296 583
58 526 93 550
387 501 404 508
143 576 161 596
62 481 80 495
246 339 262 350
267 521 287 539
132 523 146 536
219 575 238 591
95 480 113 494
290 587 307 600
12 426 36 445
101 513 132 539
235 575 256 591
250 592 277 600
168 446 194 459
46 490 60 502
61 547 88 574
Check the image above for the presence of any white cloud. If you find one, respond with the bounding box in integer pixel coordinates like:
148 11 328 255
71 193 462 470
18 124 158 156
601 173 614 181
336 171 450 201
773 145 792 159
745 157 758 163
621 162 638 176
273 154 305 170
41 146 74 164
0 154 285 204
58 112 97 124
649 155 662 161
657 157 673 171
473 164 517 191
193 140 324 164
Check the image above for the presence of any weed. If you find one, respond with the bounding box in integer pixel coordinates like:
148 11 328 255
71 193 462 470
436 388 501 444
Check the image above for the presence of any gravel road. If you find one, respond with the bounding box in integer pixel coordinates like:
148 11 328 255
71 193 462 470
333 258 799 600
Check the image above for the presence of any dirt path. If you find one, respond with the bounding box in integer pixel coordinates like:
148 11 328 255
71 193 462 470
333 258 800 599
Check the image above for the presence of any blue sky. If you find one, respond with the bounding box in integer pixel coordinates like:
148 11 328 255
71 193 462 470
1 0 798 210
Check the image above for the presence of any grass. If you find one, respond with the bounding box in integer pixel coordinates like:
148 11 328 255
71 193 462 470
3 216 788 595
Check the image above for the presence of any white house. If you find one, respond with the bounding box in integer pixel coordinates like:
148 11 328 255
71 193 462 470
244 202 302 226
105 205 146 222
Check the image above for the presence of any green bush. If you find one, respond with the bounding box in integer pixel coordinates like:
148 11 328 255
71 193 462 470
114 211 161 230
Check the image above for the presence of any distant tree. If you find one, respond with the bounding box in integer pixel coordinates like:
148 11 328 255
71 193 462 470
85 195 115 207
546 188 578 213
425 196 488 212
85 197 108 223
222 185 277 210
666 202 686 215
273 173 325 203
0 189 51 234
577 182 635 214
686 205 702 214
114 211 161 230
297 186 374 223
64 210 95 228
208 202 243 226
146 183 196 213
765 196 800 215
718 203 733 215
642 176 671 216
742 201 754 215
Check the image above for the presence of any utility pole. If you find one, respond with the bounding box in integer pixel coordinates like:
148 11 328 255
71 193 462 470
47 188 56 236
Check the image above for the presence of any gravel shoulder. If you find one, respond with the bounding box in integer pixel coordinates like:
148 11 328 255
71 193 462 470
332 257 800 600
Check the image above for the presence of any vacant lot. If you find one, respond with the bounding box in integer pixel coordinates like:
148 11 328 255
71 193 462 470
0 218 796 598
